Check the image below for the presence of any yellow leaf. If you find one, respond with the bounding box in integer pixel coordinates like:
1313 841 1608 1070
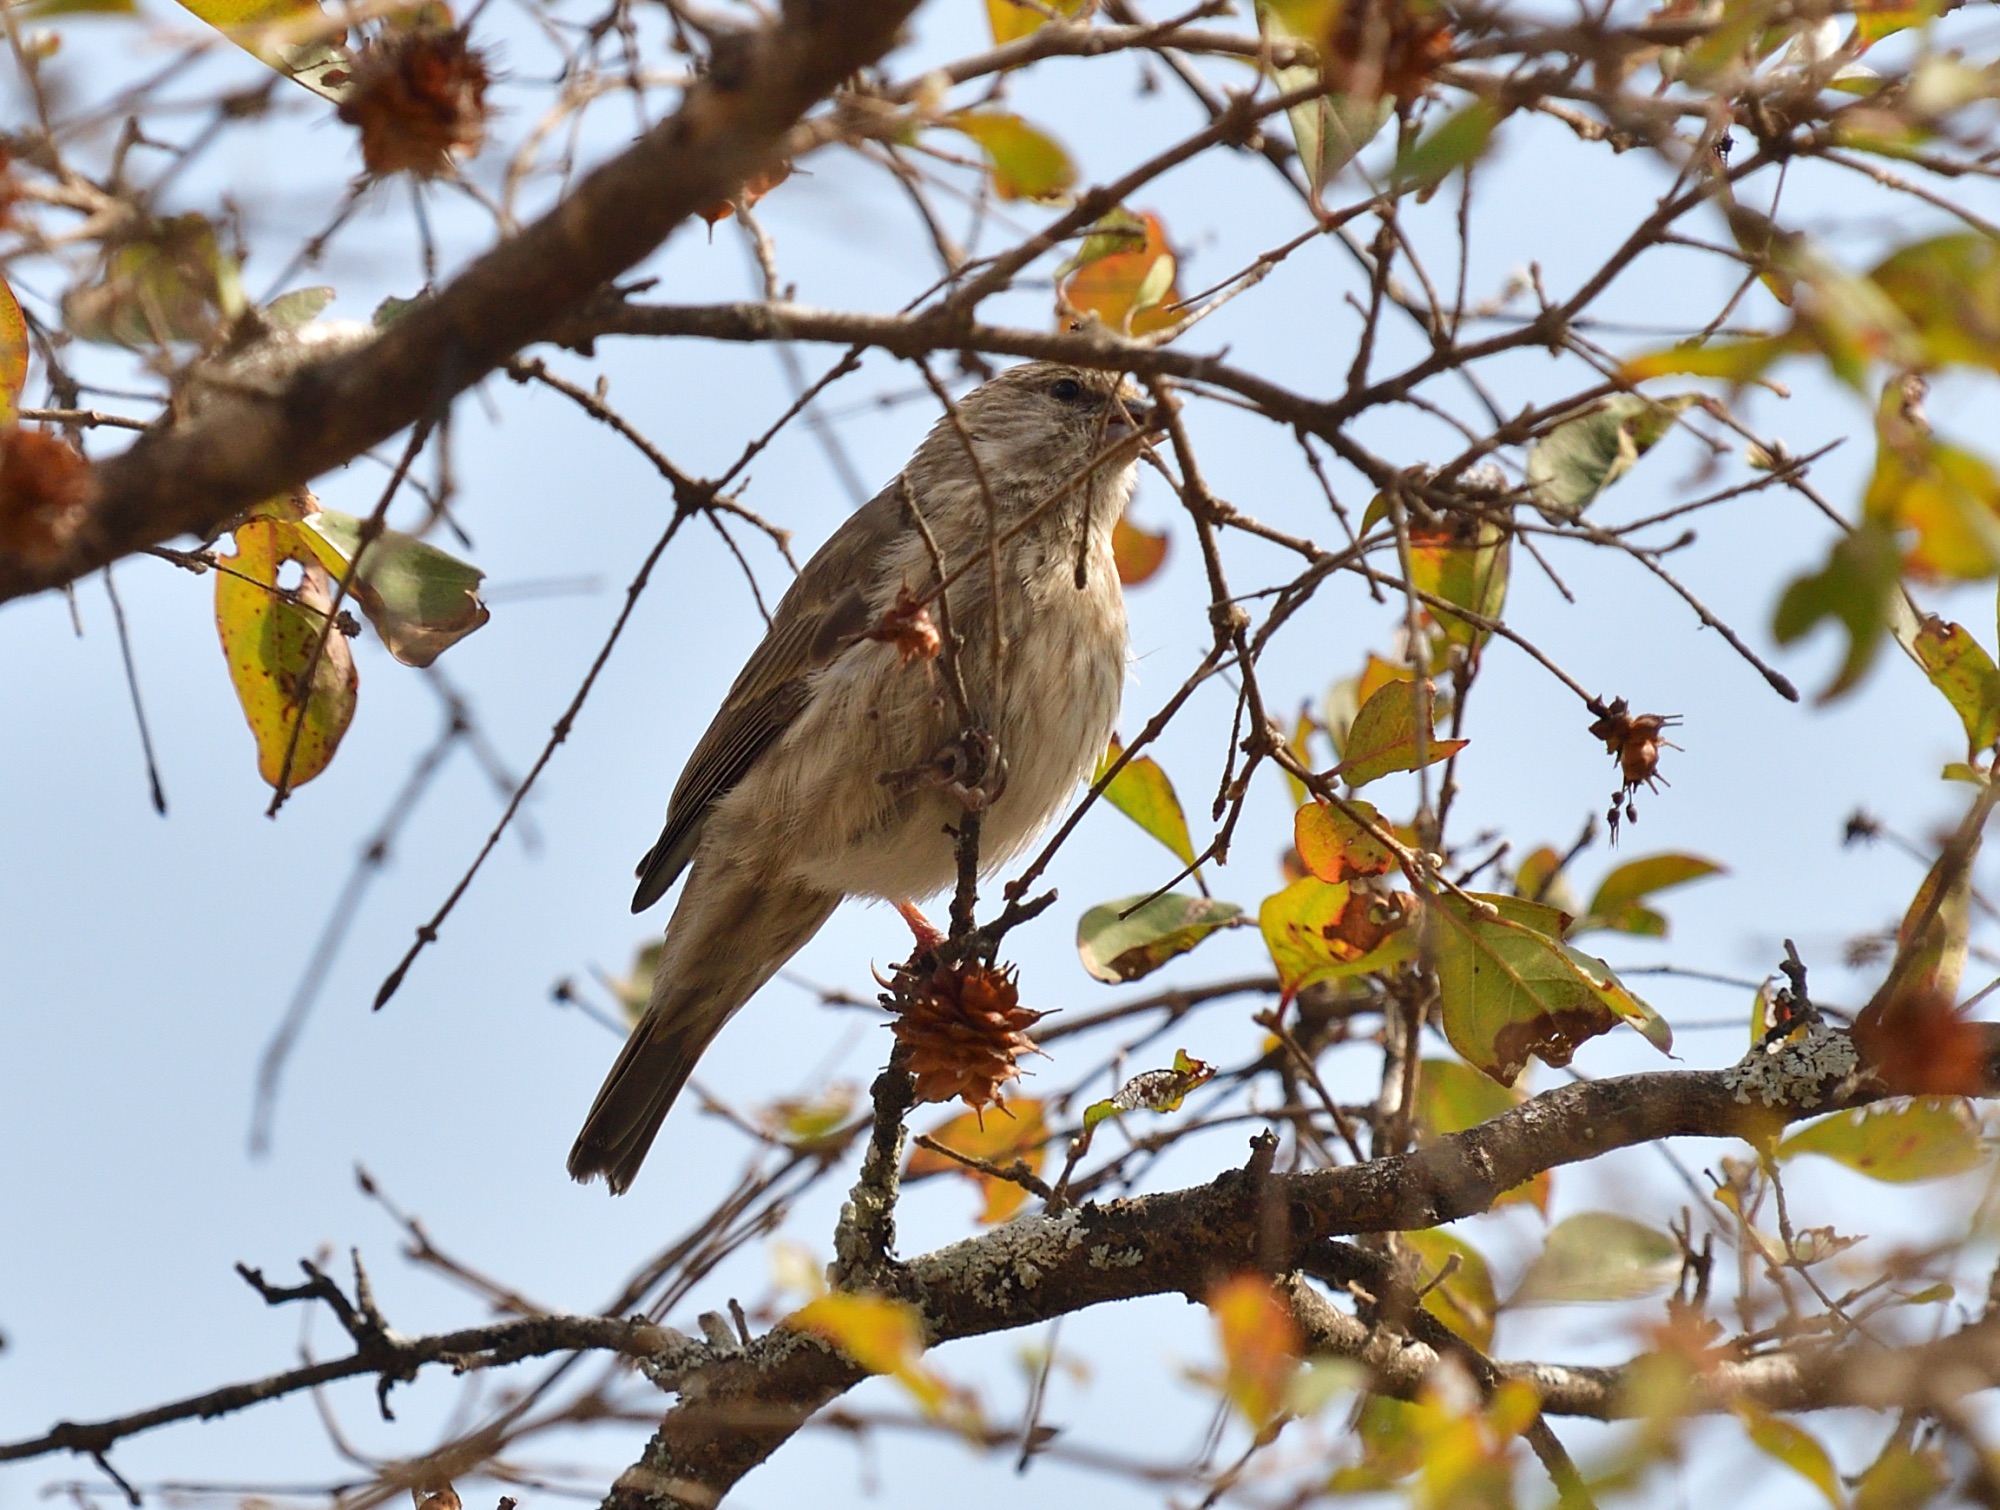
1258 875 1413 1000
944 112 1076 202
1094 737 1196 866
0 273 26 423
213 514 358 789
792 1292 950 1415
984 0 1085 44
1111 509 1168 585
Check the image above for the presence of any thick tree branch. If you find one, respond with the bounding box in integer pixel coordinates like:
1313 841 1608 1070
0 0 922 606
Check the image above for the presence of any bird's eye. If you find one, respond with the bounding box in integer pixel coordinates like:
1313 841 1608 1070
1050 377 1085 404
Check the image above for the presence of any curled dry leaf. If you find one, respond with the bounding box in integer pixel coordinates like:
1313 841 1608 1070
337 23 490 177
890 958 1046 1111
0 428 94 567
700 161 793 228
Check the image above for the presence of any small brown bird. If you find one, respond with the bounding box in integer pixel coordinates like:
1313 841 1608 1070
568 362 1148 1192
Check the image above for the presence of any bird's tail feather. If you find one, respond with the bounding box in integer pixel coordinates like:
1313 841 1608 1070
568 867 840 1193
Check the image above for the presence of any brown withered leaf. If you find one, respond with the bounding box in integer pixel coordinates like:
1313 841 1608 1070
701 161 793 228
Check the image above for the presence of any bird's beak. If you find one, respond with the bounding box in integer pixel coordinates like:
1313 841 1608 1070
1105 394 1158 444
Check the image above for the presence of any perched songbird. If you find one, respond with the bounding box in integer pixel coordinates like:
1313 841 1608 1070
569 362 1149 1192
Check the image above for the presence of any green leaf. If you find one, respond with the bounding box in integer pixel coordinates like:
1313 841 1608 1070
262 285 335 329
1578 854 1725 936
297 508 490 667
944 112 1076 202
1331 676 1467 788
1853 1443 1949 1510
1392 99 1501 195
1427 891 1670 1086
214 514 359 789
1905 615 2000 755
1413 1058 1547 1210
1408 514 1509 647
1094 738 1196 866
1255 1 1392 189
1294 799 1396 883
1773 520 1902 702
1735 1406 1844 1506
1526 395 1700 519
0 272 26 424
1259 876 1415 1000
1076 893 1242 985
63 214 246 348
1402 1228 1498 1350
1510 1211 1679 1304
1777 1098 1984 1182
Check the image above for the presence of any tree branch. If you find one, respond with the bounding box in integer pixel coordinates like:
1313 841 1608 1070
0 0 923 606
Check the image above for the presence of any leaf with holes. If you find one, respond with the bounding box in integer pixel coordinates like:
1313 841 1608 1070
1426 891 1669 1086
1511 1212 1680 1304
297 507 489 667
905 1099 1048 1224
944 113 1076 202
214 515 359 789
1077 893 1241 985
1259 876 1413 1000
1777 1098 1984 1182
1331 677 1466 788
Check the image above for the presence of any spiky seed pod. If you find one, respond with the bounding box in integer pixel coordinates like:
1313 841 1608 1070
890 959 1045 1111
336 26 490 179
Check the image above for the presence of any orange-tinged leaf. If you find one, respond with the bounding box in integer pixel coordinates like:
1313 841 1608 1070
1402 1228 1497 1350
1330 676 1467 788
1408 513 1509 646
944 112 1076 202
905 1099 1049 1223
1058 209 1180 335
985 0 1085 45
1207 1274 1301 1426
1294 799 1396 883
1776 1098 1984 1182
0 272 25 423
1258 876 1414 1000
214 514 358 789
1112 510 1168 584
791 1292 950 1414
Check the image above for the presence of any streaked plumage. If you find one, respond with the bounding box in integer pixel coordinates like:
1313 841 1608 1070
569 362 1144 1192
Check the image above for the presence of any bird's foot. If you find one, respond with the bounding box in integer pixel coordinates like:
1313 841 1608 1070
880 729 1008 813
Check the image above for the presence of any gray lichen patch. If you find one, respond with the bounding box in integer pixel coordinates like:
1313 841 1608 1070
913 1206 1088 1311
1724 1025 1857 1108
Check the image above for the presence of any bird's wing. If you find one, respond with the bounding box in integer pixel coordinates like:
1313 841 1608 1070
631 483 904 912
